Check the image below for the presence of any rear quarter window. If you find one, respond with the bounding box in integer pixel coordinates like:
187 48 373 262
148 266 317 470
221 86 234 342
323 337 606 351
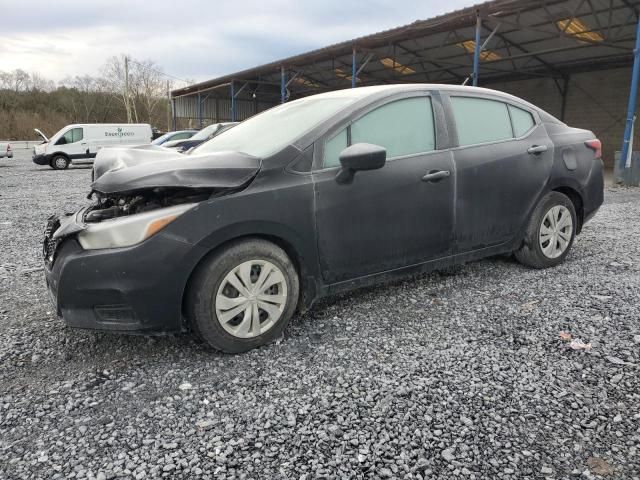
508 105 536 137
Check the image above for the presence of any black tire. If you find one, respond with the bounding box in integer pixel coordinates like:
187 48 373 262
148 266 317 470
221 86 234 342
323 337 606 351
186 239 299 353
515 191 577 269
50 155 69 170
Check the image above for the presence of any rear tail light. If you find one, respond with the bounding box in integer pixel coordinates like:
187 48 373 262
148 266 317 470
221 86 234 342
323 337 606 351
585 139 602 159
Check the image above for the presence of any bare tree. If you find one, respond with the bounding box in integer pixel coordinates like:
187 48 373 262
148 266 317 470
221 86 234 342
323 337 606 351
59 75 105 121
134 59 167 123
28 72 56 92
0 69 31 91
102 55 134 122
101 55 170 124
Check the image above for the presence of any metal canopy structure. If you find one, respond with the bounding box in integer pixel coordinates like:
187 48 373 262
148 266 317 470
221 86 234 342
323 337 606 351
171 0 640 166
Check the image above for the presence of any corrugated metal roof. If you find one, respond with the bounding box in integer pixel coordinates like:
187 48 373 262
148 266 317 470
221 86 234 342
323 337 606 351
172 0 638 99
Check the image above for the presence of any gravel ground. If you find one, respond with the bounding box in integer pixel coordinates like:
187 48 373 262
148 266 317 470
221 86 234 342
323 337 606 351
0 150 639 480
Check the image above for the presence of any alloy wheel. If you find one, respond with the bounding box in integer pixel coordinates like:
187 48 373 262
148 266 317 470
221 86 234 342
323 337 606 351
214 260 288 338
539 205 573 259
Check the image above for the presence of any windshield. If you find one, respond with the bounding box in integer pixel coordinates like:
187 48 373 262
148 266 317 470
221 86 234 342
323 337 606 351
190 124 219 141
192 96 357 158
151 133 172 145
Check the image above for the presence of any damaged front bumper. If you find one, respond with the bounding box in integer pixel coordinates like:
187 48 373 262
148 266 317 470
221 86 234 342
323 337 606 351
42 146 263 334
43 211 205 334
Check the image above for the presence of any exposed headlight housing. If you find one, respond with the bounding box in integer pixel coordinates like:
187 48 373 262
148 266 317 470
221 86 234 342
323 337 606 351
77 203 195 250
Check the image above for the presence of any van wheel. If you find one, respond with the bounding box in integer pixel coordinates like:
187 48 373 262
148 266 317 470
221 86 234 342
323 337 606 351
50 155 69 170
515 191 576 269
186 239 299 353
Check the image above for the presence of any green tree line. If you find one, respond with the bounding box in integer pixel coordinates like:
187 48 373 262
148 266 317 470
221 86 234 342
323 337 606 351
0 56 177 140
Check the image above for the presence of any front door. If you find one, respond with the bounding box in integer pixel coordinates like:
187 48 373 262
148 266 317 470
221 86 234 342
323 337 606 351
313 95 455 285
54 127 86 159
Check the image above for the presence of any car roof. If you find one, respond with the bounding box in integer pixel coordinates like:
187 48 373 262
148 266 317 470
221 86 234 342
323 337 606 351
296 84 557 122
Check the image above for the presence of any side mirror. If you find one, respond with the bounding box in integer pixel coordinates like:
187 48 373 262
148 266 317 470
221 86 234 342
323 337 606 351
335 143 386 184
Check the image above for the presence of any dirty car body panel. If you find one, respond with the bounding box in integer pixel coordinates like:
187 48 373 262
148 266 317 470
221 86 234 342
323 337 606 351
42 84 604 335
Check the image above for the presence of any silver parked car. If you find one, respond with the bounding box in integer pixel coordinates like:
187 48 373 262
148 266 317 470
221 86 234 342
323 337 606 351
0 142 13 159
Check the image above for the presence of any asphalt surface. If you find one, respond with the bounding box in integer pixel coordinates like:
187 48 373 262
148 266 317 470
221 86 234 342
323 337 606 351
1 150 639 479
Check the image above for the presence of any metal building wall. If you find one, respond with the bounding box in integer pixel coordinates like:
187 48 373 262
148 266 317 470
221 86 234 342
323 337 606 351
174 95 277 124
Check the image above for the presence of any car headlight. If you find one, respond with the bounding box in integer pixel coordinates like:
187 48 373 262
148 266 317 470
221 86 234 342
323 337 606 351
77 203 196 250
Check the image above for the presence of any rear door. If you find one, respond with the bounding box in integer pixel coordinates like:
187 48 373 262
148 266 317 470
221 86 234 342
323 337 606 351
313 93 455 284
445 93 553 252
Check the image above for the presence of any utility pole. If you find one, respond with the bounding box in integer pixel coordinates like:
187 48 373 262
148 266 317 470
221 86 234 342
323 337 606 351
124 55 132 123
166 80 171 132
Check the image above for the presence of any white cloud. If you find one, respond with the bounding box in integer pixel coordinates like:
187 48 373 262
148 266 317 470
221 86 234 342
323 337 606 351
1 0 476 83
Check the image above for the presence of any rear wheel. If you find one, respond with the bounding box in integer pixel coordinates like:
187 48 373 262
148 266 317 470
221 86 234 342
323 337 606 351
186 239 299 353
50 155 69 170
515 191 576 269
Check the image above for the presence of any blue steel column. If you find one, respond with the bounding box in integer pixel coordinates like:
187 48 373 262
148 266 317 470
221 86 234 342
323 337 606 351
231 81 236 122
280 66 286 104
620 15 640 168
197 92 202 128
472 13 481 86
352 47 357 88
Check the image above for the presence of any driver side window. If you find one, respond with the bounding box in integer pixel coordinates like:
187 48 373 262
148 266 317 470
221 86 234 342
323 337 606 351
55 128 83 145
322 97 435 168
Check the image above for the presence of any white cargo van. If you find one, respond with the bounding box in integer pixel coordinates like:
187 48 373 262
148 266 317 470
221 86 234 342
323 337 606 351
33 123 152 170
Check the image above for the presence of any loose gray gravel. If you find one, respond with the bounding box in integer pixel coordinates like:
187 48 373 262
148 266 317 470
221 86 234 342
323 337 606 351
1 150 639 479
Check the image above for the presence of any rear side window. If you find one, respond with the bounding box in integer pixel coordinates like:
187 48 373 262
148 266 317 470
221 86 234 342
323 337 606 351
508 105 535 137
451 97 512 146
323 97 435 168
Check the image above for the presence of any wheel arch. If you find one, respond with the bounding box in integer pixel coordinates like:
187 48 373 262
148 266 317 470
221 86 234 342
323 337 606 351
552 185 584 234
50 151 70 160
181 229 319 326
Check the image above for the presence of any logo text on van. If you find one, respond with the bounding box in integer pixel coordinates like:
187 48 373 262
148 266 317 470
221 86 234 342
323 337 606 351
105 127 135 137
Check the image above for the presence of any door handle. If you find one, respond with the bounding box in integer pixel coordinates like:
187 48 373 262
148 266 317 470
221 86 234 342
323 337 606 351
422 170 451 182
527 145 548 155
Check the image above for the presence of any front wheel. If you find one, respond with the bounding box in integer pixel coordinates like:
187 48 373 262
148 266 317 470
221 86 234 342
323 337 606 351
186 239 299 353
50 155 69 170
515 191 577 269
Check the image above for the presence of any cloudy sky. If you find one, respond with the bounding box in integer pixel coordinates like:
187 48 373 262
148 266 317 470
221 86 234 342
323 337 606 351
3 0 475 86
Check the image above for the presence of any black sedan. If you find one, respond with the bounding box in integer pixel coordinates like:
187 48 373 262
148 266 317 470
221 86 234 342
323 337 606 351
43 85 603 353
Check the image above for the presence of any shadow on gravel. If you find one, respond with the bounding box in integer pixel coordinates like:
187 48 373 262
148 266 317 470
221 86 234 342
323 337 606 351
29 166 92 172
39 254 526 360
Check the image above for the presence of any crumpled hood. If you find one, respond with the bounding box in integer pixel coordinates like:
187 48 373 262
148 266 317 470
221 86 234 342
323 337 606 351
91 146 262 195
93 145 175 180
